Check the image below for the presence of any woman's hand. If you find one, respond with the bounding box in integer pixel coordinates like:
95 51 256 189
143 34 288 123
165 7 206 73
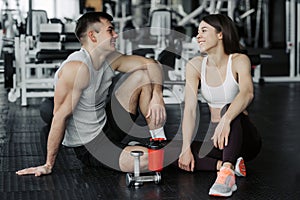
211 116 231 150
16 164 52 177
178 148 195 172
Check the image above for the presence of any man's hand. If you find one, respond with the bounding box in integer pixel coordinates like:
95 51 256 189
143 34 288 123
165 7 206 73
211 116 231 150
146 93 166 127
16 164 52 177
178 148 195 172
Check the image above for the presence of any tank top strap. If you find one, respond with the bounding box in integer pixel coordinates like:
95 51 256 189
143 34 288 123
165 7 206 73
226 54 233 75
201 56 208 80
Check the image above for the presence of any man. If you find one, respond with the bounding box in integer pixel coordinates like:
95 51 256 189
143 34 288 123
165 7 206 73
16 12 167 176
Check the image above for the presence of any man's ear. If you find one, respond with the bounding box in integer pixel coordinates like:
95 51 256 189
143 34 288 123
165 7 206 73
87 31 97 42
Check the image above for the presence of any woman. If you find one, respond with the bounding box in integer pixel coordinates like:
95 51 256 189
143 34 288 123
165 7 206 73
178 14 261 197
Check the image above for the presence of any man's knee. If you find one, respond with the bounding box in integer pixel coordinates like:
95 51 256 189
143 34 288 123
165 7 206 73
119 146 148 172
115 70 151 96
132 70 151 86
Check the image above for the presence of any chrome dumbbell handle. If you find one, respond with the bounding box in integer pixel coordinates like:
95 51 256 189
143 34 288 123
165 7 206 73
134 172 161 184
130 150 144 177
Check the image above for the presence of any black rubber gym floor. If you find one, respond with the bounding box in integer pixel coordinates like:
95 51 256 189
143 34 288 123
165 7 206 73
1 82 300 200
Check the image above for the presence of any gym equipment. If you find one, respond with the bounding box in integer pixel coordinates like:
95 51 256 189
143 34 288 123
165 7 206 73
254 0 263 48
253 0 300 83
125 151 162 188
137 9 172 59
244 0 252 46
136 8 187 104
0 59 4 84
107 0 133 54
9 20 80 106
26 9 48 37
177 0 238 27
10 35 59 106
126 138 165 188
3 51 14 88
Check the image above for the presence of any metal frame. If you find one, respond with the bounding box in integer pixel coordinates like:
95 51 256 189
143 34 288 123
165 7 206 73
254 0 300 83
297 0 300 75
178 0 237 26
9 35 59 106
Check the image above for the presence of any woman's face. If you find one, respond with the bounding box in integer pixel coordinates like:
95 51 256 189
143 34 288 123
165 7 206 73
196 21 222 53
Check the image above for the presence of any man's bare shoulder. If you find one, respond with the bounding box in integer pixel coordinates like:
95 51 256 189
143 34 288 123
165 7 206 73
58 61 90 89
59 61 89 76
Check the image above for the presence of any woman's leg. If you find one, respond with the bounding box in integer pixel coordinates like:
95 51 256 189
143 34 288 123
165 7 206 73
240 114 262 161
191 141 221 171
191 122 224 171
192 111 244 171
222 114 244 165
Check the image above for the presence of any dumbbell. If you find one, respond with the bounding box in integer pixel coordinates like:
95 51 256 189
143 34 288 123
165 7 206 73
126 150 162 188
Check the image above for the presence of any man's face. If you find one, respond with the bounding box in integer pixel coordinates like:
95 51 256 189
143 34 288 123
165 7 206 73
93 19 118 52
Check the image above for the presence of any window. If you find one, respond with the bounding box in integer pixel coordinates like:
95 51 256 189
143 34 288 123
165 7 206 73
1 0 80 20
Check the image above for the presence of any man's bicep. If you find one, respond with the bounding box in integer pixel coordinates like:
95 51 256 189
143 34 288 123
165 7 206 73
53 78 75 117
53 65 87 116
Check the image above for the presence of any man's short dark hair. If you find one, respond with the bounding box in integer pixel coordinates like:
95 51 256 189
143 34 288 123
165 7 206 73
75 12 113 40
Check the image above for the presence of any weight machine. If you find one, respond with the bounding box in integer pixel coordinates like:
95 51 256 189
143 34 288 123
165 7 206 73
1 0 26 88
253 0 300 83
9 16 80 106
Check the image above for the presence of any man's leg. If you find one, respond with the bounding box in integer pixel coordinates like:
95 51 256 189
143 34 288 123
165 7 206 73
111 70 165 172
119 145 149 172
113 70 165 132
74 125 149 172
39 97 54 125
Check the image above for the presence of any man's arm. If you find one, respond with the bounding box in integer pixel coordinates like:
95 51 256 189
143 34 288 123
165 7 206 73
108 52 163 87
16 62 89 176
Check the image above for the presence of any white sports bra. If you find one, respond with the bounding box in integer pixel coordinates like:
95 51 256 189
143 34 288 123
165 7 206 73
200 55 239 108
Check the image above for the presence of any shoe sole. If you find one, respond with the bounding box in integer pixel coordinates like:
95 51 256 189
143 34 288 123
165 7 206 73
209 184 237 197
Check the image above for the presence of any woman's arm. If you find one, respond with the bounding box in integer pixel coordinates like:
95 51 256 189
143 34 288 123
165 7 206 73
178 57 201 171
212 54 254 149
223 54 254 120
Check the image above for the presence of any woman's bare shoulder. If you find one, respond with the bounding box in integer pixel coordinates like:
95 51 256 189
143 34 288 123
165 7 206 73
188 55 205 64
186 55 205 70
232 53 250 63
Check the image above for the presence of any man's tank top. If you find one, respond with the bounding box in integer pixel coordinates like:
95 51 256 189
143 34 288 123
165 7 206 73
54 48 115 147
200 54 239 108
